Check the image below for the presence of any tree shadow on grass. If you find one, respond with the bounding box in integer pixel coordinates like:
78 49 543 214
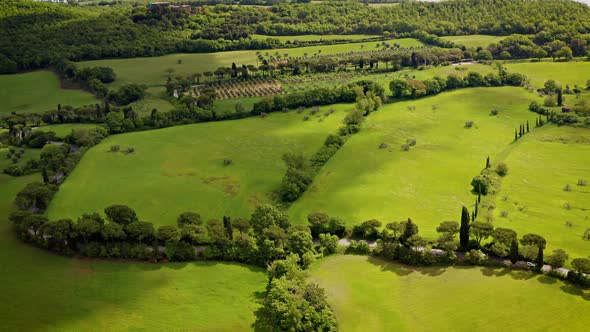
537 275 557 285
560 284 590 301
366 256 414 277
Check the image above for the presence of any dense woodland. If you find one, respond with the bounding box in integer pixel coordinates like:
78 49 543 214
2 0 590 71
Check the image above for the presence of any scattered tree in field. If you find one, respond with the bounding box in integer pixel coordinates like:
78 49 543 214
495 162 508 176
520 233 546 249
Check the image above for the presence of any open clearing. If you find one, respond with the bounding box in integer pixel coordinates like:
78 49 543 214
0 173 266 332
505 61 590 88
0 71 98 114
37 123 104 139
493 126 590 260
78 38 422 87
310 255 590 332
47 105 349 226
289 87 539 236
441 35 506 48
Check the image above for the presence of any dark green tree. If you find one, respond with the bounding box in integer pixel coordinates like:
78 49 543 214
460 206 470 250
509 239 519 264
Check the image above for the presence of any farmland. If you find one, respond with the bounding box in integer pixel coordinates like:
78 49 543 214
78 38 423 87
310 255 590 332
0 71 98 114
289 87 539 236
36 123 104 139
46 105 350 226
505 61 590 88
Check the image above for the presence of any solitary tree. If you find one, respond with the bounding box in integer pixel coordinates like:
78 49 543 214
104 205 138 226
460 206 470 250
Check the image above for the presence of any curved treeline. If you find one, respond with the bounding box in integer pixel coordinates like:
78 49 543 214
2 0 590 71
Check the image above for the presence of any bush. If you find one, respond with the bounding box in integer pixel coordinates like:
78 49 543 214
490 109 499 116
471 175 490 195
110 145 120 152
495 162 508 176
577 179 587 186
345 240 371 255
464 249 487 265
544 95 557 107
464 120 474 128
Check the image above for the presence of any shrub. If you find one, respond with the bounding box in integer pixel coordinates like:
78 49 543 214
406 138 417 146
378 142 389 149
583 229 590 241
544 95 557 107
110 145 120 152
563 184 571 192
464 120 474 128
500 210 508 218
401 144 410 151
125 147 135 154
471 175 490 195
490 109 499 116
223 159 232 166
495 162 508 176
464 249 487 265
577 179 587 186
565 221 573 227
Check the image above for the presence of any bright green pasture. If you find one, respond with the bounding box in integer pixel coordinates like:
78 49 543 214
492 126 590 260
310 255 590 332
251 34 380 42
213 96 264 115
47 105 350 226
0 71 98 114
37 123 104 139
78 38 422 87
505 61 590 88
289 87 539 238
441 34 505 48
0 173 266 331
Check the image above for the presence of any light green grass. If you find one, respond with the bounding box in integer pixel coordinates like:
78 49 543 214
441 35 506 48
251 34 380 42
289 87 540 239
78 38 422 87
47 105 350 226
310 255 590 332
0 173 266 332
37 124 104 139
0 71 98 114
213 96 264 115
505 61 590 88
492 126 590 260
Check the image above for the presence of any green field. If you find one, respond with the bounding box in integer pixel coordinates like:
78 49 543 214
505 61 590 88
0 146 41 172
37 124 104 139
78 38 423 87
289 87 539 236
0 71 98 114
493 126 590 260
441 35 506 48
47 105 350 226
0 173 266 331
310 255 590 332
251 34 380 42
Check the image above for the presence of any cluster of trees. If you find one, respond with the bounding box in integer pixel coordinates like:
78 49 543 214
486 34 582 60
279 82 383 202
3 0 590 71
389 67 527 99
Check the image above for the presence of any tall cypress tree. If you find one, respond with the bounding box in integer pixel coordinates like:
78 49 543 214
535 118 539 127
474 200 478 218
477 192 481 204
526 121 530 132
557 89 563 107
509 239 519 264
486 156 491 169
514 129 518 141
460 206 470 250
223 216 233 240
535 246 544 271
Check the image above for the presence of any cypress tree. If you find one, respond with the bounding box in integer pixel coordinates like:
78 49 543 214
526 121 530 132
477 192 481 204
486 156 491 169
460 206 470 250
535 118 539 127
535 246 544 271
514 129 518 141
557 89 563 107
223 216 233 240
474 200 479 217
509 239 519 264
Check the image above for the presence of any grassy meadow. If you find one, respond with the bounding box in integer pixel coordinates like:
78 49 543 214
492 126 590 260
251 34 381 42
0 146 41 171
289 87 540 236
0 173 266 332
78 38 422 87
505 61 590 88
441 34 506 48
310 255 590 332
46 104 350 226
0 71 98 114
37 123 104 139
